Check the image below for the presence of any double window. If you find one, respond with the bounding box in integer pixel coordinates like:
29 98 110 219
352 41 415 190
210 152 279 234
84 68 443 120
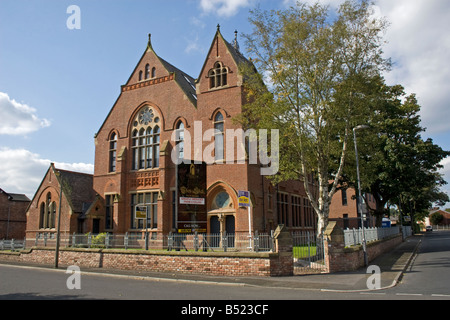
39 192 56 229
105 195 114 230
132 126 160 170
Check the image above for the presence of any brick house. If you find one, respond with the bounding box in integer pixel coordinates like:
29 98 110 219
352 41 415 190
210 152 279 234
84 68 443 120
0 188 30 239
426 208 450 226
26 27 317 241
329 186 377 229
91 27 316 238
25 164 96 241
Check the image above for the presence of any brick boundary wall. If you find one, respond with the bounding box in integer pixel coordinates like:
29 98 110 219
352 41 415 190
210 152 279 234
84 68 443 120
0 226 294 277
324 221 404 273
0 248 278 276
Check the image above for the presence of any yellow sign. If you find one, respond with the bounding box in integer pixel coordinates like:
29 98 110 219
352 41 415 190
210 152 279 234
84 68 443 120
135 205 147 220
238 191 250 207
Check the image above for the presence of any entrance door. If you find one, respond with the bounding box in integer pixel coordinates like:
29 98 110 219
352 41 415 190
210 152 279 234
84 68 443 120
210 216 220 233
225 215 235 248
209 216 220 247
225 215 235 234
92 219 100 234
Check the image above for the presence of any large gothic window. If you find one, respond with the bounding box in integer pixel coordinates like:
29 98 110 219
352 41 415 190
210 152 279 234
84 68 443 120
131 106 160 170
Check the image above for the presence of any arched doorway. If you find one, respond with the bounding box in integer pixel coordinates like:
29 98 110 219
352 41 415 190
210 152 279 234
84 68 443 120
207 186 236 248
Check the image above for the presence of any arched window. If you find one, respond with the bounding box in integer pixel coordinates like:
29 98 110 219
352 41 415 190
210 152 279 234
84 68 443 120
39 202 45 229
109 132 117 172
151 67 156 78
50 201 56 229
139 70 143 81
131 126 160 170
39 192 52 229
214 112 224 161
145 64 150 79
209 62 228 89
176 121 185 160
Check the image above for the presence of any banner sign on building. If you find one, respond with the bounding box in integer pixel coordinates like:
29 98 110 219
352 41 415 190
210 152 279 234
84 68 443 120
177 162 207 233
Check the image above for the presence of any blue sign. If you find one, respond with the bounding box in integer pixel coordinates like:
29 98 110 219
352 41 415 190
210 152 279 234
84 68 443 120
381 220 391 228
238 190 250 207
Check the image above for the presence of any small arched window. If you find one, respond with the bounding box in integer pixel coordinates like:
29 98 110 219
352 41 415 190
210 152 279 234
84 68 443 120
145 64 150 79
50 201 56 229
109 132 117 172
139 70 143 81
39 202 45 229
176 121 185 160
151 67 156 78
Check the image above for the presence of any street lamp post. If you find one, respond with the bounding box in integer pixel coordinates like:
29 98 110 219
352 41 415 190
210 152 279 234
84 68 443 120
353 125 369 267
54 171 63 268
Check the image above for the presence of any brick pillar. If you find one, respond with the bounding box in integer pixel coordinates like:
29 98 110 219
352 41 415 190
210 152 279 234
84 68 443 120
323 221 346 273
270 224 293 276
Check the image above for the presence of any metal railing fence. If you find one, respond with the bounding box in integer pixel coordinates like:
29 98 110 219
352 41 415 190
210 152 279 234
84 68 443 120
432 225 450 231
28 231 275 253
0 239 25 251
344 226 402 247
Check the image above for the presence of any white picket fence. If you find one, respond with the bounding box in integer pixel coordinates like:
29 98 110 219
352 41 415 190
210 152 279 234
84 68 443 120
344 226 408 247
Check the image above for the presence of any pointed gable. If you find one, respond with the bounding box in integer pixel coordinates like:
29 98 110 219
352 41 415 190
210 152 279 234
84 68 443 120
196 25 252 94
123 34 197 107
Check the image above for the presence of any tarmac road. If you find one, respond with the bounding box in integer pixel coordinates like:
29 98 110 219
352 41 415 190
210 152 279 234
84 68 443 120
0 232 449 305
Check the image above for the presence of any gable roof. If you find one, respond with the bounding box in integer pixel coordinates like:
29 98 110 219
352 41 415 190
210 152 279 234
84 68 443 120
55 166 95 214
196 25 253 83
27 164 95 215
96 34 198 136
0 188 30 202
124 34 197 107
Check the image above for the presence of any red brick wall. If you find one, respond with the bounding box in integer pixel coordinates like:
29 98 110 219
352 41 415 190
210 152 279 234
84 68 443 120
0 248 291 277
0 193 29 239
325 234 403 273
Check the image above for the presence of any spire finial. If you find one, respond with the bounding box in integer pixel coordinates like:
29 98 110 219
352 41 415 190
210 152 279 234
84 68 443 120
232 30 240 52
217 24 221 32
147 33 153 51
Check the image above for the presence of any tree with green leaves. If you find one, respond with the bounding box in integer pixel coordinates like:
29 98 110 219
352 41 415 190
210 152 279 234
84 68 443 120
350 83 450 226
237 0 390 235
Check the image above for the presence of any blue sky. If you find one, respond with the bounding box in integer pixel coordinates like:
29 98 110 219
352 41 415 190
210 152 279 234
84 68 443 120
1 0 450 204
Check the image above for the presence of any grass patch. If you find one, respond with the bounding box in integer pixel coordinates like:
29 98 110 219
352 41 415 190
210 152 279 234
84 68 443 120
293 245 317 259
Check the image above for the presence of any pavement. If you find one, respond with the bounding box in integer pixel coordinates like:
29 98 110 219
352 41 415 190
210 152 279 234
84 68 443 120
0 234 422 292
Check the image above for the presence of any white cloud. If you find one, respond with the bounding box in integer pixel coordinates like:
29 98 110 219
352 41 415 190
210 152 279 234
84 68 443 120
0 147 93 199
199 0 256 17
280 1 450 135
0 92 51 135
376 0 450 134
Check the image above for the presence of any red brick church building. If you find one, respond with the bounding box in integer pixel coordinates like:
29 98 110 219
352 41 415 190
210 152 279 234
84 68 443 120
26 27 316 241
